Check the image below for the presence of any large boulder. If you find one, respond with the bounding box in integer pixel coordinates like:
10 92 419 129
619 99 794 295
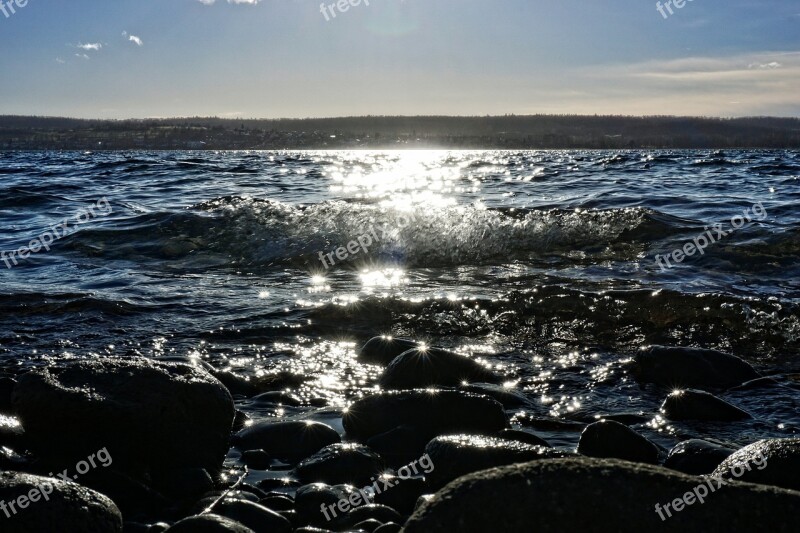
403 457 800 532
661 389 751 421
712 438 800 491
232 420 341 461
577 420 660 464
0 471 122 533
294 443 385 485
424 434 571 489
379 348 502 389
342 390 508 442
664 439 735 475
631 346 759 389
12 357 235 474
358 337 419 366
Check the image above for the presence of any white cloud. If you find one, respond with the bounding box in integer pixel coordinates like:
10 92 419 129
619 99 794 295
75 53 90 60
749 62 782 69
55 58 66 64
196 0 215 4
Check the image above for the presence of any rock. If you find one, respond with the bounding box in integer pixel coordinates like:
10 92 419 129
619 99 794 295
366 425 434 468
232 411 250 432
459 383 530 408
295 528 333 533
424 434 571 489
0 446 27 470
333 504 402 530
211 499 293 533
379 348 501 389
251 391 303 407
343 390 508 441
233 420 341 462
294 443 384 485
12 357 234 474
0 377 16 411
373 475 426 514
403 457 800 532
664 439 735 475
352 519 383 532
497 429 550 448
0 414 25 447
712 438 800 491
661 390 751 421
241 449 271 470
259 494 294 512
632 346 759 389
577 420 660 464
0 471 122 533
295 483 361 527
374 523 401 533
165 514 255 532
358 337 419 366
152 467 214 500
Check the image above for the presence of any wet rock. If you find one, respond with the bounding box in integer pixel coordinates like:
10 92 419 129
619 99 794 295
366 425 434 468
241 449 271 470
255 478 301 492
333 504 403 530
294 443 384 485
259 494 294 512
425 434 571 489
577 420 660 464
374 523 401 533
0 414 25 447
358 337 419 366
373 475 426 514
712 438 800 491
233 420 340 462
727 376 781 391
295 483 361 526
0 471 123 533
632 345 759 389
212 498 293 533
232 411 250 432
0 446 27 470
510 413 585 432
295 528 333 533
664 439 735 475
165 514 254 532
498 429 549 447
403 457 800 533
343 390 508 441
251 391 304 407
152 467 214 500
0 376 16 411
459 383 530 408
12 357 235 474
661 389 751 421
380 348 501 389
352 519 383 532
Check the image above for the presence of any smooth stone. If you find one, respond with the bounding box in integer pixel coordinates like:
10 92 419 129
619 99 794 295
403 457 800 532
424 434 572 489
0 446 27 469
0 471 123 533
250 391 303 407
366 425 434 468
498 429 550 447
661 389 751 421
295 483 362 526
152 467 214 499
232 411 250 432
712 438 800 491
664 439 736 475
233 420 341 461
358 337 419 366
373 475 426 514
510 413 586 432
0 377 16 411
374 523 401 533
727 376 781 391
241 449 272 470
352 519 383 532
577 420 660 464
459 383 531 408
343 390 508 441
632 345 759 389
333 504 402 530
12 357 235 474
258 494 294 512
212 499 293 533
294 443 384 485
0 414 25 447
295 528 334 533
379 348 502 389
165 514 255 532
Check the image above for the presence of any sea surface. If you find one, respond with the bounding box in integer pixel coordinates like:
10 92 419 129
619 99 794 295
1 149 799 460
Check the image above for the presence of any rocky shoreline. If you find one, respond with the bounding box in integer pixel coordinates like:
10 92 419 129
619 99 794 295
1 338 799 532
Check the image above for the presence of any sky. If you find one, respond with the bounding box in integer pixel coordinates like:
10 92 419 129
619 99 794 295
0 0 798 119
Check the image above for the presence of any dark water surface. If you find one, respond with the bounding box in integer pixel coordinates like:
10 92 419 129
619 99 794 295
1 149 799 462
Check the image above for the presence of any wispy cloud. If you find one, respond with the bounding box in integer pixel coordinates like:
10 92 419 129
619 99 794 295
122 31 143 47
55 58 66 64
75 53 90 60
77 43 102 51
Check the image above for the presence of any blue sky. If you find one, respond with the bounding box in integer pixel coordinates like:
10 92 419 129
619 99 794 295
0 0 798 118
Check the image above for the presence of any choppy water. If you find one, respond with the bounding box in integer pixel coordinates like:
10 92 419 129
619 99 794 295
1 150 799 454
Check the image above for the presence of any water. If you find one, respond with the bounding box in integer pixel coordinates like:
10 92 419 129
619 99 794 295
1 149 799 455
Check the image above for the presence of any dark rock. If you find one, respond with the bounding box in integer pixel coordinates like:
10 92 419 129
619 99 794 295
294 443 384 485
123 522 151 533
0 414 25 447
661 389 751 421
233 420 340 461
251 391 303 407
0 446 27 470
352 519 383 532
577 420 660 464
255 478 301 492
727 377 781 391
295 528 333 533
366 425 434 468
333 504 402 530
0 471 123 533
498 429 549 447
425 434 571 489
632 345 759 389
241 449 271 470
165 514 254 532
373 475 425 514
232 411 250 432
379 348 501 389
148 524 170 533
0 377 16 411
152 467 214 500
12 357 234 474
712 438 800 491
510 413 585 432
295 483 363 526
374 523 401 533
403 457 800 532
664 439 735 475
343 390 508 441
236 484 267 500
358 337 419 366
459 383 530 408
212 498 293 533
259 494 294 512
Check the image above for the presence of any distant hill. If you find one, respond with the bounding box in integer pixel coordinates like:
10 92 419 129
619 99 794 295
1 115 799 150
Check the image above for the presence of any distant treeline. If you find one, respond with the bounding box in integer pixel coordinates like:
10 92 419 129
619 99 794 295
1 115 799 150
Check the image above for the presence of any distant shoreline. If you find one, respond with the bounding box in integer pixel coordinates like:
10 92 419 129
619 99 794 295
2 115 799 150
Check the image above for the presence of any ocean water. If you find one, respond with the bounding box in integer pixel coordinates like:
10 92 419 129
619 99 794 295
1 149 799 454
